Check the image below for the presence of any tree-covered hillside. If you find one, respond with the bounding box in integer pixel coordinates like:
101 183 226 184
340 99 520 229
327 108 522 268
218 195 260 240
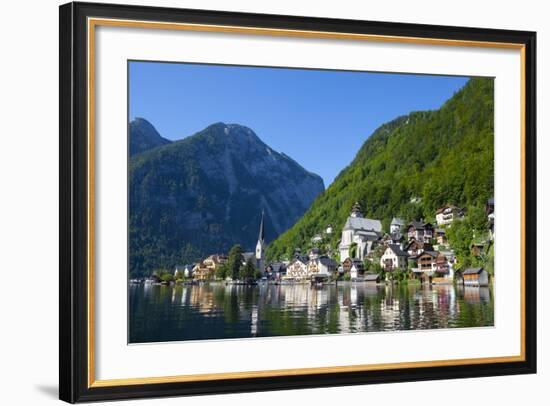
267 77 494 261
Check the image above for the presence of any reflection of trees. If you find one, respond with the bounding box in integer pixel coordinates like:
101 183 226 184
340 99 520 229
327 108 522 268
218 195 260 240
129 282 494 342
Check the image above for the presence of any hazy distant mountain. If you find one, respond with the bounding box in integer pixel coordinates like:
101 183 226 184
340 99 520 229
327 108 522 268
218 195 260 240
129 122 325 277
129 117 172 156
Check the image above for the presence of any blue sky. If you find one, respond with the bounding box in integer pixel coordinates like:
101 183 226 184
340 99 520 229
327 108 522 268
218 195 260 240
129 61 469 187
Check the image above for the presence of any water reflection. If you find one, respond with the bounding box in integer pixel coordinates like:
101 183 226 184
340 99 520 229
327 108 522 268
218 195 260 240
129 282 493 343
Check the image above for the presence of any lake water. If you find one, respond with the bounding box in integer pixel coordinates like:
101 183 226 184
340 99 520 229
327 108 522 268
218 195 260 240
129 282 493 343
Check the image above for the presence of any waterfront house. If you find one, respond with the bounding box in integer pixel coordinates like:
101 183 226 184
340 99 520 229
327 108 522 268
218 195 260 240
284 255 310 280
435 205 464 226
350 259 365 280
193 254 227 280
407 221 434 243
338 202 382 261
380 244 408 272
174 264 194 279
307 256 338 280
192 262 213 281
342 257 353 274
390 217 405 234
435 252 454 280
405 239 434 257
462 267 489 286
414 250 438 273
266 262 286 280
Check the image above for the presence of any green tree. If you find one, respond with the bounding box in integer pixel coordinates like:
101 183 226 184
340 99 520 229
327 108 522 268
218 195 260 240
216 263 228 280
241 258 257 282
159 272 174 283
227 244 244 280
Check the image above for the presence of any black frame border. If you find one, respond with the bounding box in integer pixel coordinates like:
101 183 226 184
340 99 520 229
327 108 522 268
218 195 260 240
59 1 537 403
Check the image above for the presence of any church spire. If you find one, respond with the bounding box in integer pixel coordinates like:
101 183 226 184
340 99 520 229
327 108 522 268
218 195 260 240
256 210 265 272
258 209 265 243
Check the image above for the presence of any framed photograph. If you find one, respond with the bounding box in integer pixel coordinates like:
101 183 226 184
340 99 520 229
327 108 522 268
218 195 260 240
59 1 537 403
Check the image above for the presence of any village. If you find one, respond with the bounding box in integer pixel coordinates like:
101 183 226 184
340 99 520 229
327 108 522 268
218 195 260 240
137 198 495 289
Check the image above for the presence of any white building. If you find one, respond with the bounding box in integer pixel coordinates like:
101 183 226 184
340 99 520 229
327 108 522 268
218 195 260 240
435 205 464 226
284 256 309 280
380 244 408 271
174 264 194 278
338 202 382 261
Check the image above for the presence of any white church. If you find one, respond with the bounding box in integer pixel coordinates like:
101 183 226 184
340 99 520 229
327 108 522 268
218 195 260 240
338 202 382 261
255 210 265 273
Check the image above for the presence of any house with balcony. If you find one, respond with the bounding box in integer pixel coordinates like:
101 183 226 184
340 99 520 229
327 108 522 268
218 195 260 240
406 221 434 243
435 205 464 226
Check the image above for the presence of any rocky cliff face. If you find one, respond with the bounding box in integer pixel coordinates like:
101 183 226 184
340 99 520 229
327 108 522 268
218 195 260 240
129 122 324 276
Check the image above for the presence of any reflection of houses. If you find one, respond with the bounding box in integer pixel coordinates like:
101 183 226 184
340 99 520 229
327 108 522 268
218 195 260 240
462 267 489 286
435 205 464 226
380 244 408 272
284 256 309 280
405 239 434 257
407 221 434 243
462 285 491 304
364 273 382 284
193 254 227 280
338 202 382 261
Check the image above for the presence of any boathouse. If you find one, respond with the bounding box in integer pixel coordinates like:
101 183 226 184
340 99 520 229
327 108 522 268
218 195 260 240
462 267 489 286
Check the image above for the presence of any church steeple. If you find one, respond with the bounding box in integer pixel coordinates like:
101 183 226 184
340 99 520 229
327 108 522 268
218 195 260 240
255 210 265 273
258 209 265 243
350 201 363 218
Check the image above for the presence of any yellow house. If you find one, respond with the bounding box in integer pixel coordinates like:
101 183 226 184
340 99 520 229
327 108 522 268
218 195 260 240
193 254 227 280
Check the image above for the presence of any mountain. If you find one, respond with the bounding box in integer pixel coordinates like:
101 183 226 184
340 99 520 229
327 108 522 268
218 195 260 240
129 122 325 277
267 77 494 261
129 117 172 156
